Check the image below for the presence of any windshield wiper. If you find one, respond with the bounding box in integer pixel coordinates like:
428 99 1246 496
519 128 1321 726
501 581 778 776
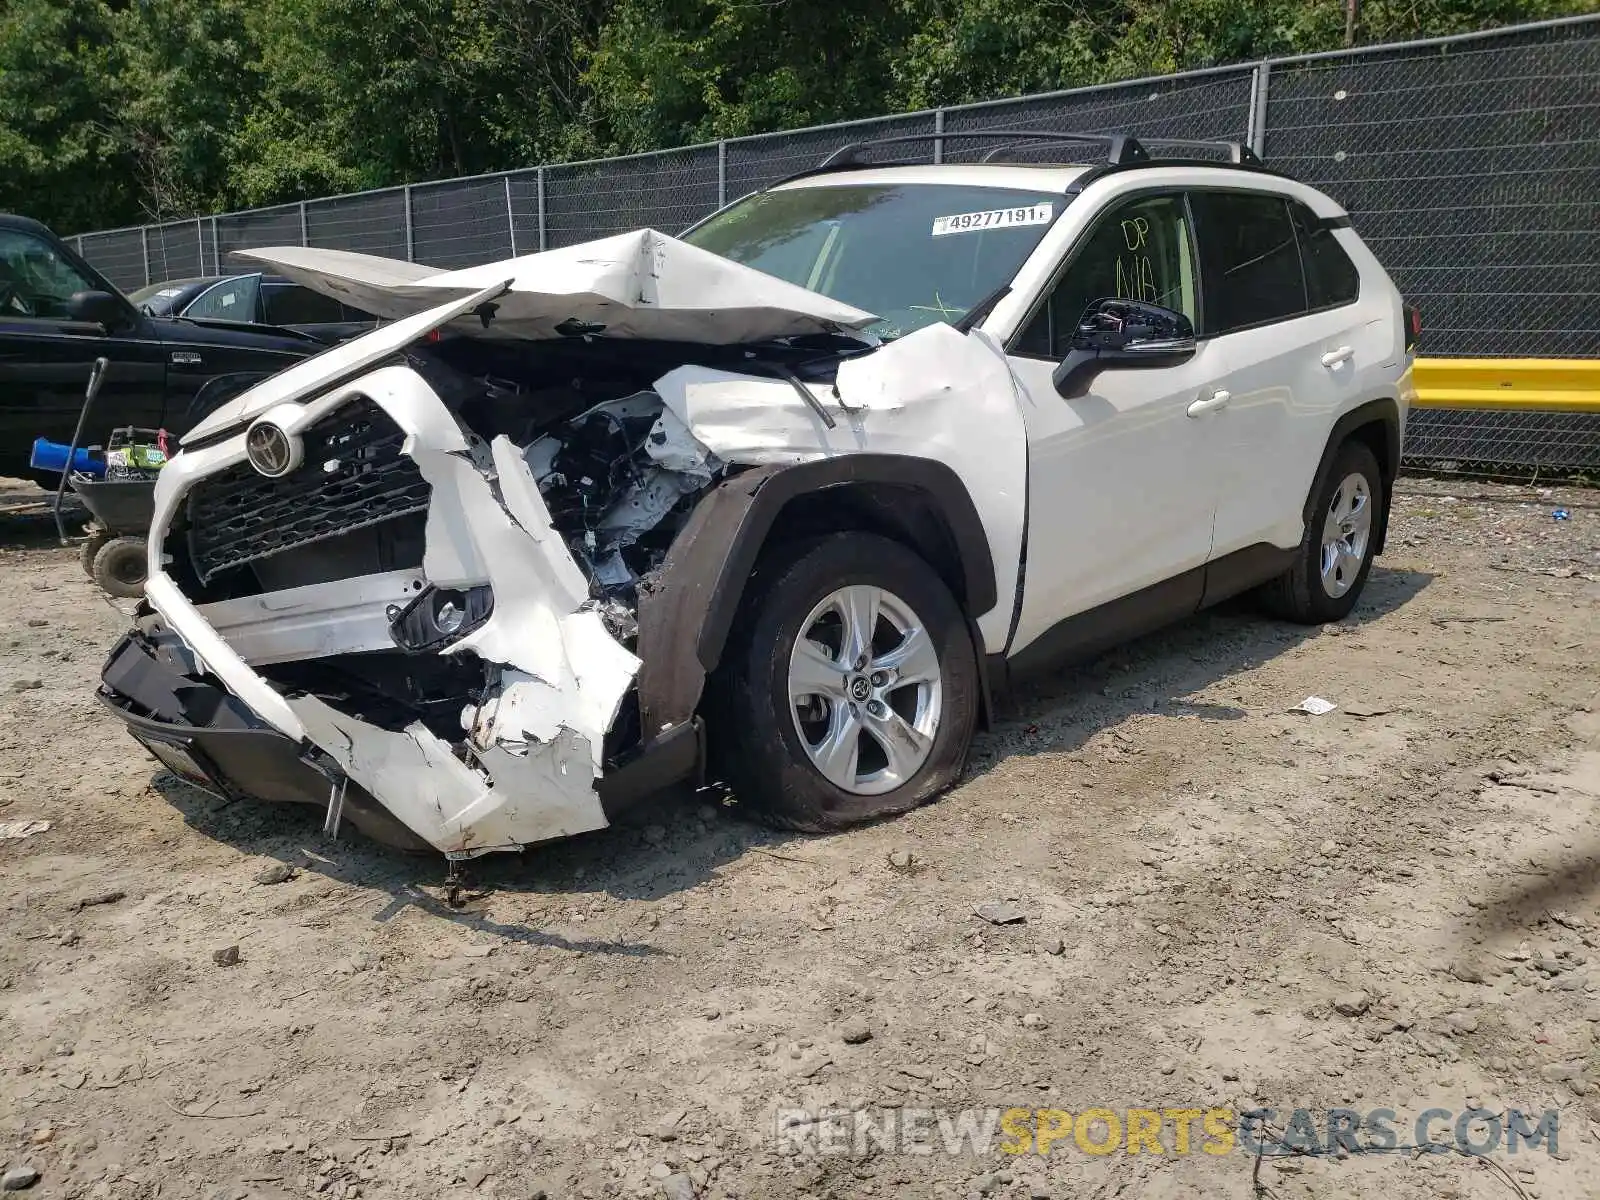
953 284 1012 334
764 361 837 430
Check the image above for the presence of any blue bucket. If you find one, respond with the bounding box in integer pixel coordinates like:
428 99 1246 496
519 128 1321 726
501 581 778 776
29 437 106 478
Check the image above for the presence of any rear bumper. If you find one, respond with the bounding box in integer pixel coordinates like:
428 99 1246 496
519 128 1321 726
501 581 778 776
99 624 703 852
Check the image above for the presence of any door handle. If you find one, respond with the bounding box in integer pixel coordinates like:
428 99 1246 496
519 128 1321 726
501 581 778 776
1187 389 1231 418
1321 345 1354 368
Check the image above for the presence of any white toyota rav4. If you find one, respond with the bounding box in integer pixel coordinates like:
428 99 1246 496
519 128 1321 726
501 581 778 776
99 133 1418 865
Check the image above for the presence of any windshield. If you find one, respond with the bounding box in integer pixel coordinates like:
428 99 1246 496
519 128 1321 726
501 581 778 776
682 182 1063 339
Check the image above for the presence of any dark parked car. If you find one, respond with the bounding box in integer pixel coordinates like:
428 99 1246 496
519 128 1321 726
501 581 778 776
0 214 321 484
127 271 380 343
125 276 221 318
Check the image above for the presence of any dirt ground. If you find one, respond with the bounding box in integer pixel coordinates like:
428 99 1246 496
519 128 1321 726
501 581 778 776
2 474 1599 1200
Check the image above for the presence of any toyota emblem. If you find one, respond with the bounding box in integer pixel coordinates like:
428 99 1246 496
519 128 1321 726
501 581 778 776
245 421 301 478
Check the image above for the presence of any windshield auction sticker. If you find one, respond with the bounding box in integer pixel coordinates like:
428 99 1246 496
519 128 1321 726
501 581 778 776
931 203 1054 237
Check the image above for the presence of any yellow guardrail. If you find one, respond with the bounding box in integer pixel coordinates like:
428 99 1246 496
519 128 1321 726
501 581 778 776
1413 358 1600 412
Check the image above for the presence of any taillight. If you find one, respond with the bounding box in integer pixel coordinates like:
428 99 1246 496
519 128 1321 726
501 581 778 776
1402 302 1421 354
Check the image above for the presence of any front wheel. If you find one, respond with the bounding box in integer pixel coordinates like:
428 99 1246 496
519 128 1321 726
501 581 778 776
710 533 980 833
1258 439 1384 623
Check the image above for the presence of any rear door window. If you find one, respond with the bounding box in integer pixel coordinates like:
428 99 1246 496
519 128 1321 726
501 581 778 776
262 284 346 325
1190 192 1307 335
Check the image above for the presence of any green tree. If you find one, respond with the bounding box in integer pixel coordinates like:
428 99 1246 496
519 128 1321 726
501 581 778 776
112 0 262 220
888 0 1333 107
225 0 608 206
1 0 1595 234
222 0 377 206
585 0 917 149
0 0 133 232
881 0 1593 110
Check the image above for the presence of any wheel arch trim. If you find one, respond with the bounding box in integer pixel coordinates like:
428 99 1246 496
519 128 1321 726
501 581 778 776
634 454 997 736
1308 397 1402 556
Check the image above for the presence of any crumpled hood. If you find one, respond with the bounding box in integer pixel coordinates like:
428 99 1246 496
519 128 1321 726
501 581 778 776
233 228 879 343
184 282 513 443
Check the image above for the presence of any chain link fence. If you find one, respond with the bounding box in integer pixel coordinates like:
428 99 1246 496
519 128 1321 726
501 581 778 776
1263 17 1600 361
72 15 1600 471
1401 408 1600 472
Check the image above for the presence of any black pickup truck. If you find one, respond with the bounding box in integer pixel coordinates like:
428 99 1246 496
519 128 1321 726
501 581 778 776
0 213 319 484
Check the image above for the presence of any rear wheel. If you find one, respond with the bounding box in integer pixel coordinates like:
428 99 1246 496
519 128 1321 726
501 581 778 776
710 533 979 832
80 529 113 576
92 536 147 599
1258 440 1383 623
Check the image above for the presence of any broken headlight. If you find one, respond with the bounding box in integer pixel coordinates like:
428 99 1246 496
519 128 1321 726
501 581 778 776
387 585 494 653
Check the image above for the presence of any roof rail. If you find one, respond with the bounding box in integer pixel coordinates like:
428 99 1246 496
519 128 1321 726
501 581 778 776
1137 138 1261 165
741 130 1276 200
816 131 1264 171
817 130 1154 170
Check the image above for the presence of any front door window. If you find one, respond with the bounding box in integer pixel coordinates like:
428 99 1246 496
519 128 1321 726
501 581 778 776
0 230 98 319
185 275 262 322
1015 194 1197 358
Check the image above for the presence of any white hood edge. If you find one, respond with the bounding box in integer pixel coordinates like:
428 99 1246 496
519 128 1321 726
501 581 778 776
233 228 879 344
183 280 511 444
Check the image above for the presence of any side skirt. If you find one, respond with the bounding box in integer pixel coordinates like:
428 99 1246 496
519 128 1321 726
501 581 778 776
989 542 1297 696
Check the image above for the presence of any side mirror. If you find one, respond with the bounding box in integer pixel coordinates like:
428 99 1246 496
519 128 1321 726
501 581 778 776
67 290 128 329
1052 298 1197 398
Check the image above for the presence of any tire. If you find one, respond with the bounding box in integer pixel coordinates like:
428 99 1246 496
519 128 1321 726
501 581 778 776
709 532 980 833
92 536 148 599
1258 439 1384 623
80 529 113 577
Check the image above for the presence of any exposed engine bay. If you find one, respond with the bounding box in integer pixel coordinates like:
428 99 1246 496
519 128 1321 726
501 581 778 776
528 393 711 642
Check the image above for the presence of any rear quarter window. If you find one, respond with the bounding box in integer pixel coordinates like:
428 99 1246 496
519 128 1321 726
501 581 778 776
1291 202 1361 309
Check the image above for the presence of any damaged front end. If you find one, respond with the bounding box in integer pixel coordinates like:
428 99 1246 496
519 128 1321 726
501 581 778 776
99 230 1028 859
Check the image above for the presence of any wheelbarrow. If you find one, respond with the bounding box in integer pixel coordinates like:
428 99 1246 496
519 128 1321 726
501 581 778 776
71 472 156 598
40 358 165 599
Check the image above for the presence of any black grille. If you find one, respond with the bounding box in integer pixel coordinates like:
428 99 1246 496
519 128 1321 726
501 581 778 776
186 399 430 582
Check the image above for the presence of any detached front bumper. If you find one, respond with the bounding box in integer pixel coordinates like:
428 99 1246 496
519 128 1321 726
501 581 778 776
99 619 431 849
99 619 703 850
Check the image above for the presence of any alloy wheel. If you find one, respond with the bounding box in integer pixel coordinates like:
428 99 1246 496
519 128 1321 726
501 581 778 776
787 584 943 795
1319 472 1372 598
